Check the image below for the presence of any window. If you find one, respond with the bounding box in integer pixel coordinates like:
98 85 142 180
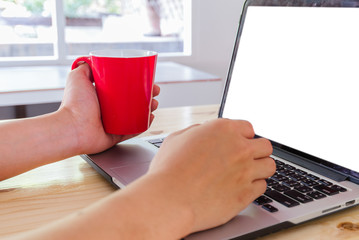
0 0 188 66
0 0 55 58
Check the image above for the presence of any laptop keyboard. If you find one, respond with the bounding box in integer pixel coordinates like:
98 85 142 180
256 159 347 213
148 138 348 213
147 138 165 148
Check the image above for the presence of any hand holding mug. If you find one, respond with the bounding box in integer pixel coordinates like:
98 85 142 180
60 50 159 155
72 49 158 135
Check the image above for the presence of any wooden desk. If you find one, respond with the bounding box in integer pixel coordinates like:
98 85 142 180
1 105 359 239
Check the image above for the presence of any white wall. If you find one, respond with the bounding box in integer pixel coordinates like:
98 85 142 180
165 0 245 86
160 0 245 106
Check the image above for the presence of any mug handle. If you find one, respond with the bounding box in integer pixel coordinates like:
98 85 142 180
71 56 91 70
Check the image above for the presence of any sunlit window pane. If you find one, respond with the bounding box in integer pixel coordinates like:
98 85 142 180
0 0 186 62
0 0 55 57
64 0 184 56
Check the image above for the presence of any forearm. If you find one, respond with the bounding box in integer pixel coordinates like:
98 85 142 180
0 109 80 180
9 173 194 240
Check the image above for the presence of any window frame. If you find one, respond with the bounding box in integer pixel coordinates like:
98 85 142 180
0 0 192 67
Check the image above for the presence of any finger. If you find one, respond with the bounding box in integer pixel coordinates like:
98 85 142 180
149 113 155 125
72 62 92 79
251 157 276 180
230 119 255 139
251 179 268 197
209 119 255 139
151 99 159 112
250 137 273 159
153 84 160 97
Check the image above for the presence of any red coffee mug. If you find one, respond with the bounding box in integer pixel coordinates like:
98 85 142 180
72 49 157 135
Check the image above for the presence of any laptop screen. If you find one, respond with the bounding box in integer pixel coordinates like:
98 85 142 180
221 3 359 175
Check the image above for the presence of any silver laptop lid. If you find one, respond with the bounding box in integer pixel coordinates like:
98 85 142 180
219 0 359 182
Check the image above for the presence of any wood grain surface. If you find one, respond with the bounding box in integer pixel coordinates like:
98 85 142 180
1 105 359 239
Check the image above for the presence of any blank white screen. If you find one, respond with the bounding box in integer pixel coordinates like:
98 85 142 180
223 6 359 171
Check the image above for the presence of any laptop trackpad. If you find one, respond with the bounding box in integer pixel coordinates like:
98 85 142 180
186 206 280 239
110 161 151 186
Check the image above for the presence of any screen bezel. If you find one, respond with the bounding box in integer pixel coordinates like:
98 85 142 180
219 0 359 181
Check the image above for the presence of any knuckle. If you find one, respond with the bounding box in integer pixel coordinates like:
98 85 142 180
264 138 273 153
242 141 254 156
213 119 256 139
242 120 254 130
209 119 233 135
214 118 231 127
269 158 276 175
261 157 276 179
241 120 255 136
258 180 268 194
244 136 256 151
250 180 268 197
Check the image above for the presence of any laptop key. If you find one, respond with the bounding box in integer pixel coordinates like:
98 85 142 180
279 169 293 176
262 204 278 213
314 185 339 196
284 164 296 170
307 191 327 200
276 165 285 171
275 160 285 166
271 174 288 182
290 174 307 181
284 190 313 203
254 195 273 205
272 184 291 192
300 178 319 187
266 178 279 187
265 190 300 208
148 138 163 144
282 179 301 188
330 185 347 192
294 169 307 175
307 173 320 181
285 171 298 177
318 179 333 186
294 185 312 193
148 138 164 148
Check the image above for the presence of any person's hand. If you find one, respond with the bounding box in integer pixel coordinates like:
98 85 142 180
147 118 275 235
59 63 160 155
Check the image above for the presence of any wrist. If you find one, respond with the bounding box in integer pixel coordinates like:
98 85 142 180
51 108 83 157
119 173 195 239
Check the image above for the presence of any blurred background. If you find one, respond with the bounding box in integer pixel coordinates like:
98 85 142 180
0 0 184 57
0 0 245 119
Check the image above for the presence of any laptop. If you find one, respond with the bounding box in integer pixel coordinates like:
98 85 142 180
81 0 359 239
